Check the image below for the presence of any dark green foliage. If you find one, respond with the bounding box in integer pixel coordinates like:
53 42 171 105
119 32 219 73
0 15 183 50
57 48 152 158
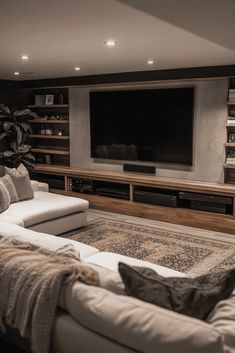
0 104 37 171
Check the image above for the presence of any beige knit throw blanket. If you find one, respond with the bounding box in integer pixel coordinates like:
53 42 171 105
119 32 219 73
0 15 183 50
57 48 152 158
0 238 99 353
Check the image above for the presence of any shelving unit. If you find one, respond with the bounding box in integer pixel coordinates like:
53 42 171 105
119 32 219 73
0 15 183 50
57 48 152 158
27 88 70 167
224 164 235 169
224 83 235 182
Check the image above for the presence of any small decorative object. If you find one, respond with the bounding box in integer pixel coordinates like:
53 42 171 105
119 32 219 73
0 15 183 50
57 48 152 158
45 128 53 135
229 133 235 143
58 93 64 104
60 115 68 121
35 95 45 106
36 154 44 164
40 127 46 135
44 154 51 164
57 129 63 136
45 94 54 105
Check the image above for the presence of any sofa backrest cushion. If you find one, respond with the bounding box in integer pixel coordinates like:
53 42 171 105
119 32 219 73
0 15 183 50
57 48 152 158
207 291 235 353
0 181 10 213
63 282 224 353
5 164 34 201
118 262 235 320
0 174 19 203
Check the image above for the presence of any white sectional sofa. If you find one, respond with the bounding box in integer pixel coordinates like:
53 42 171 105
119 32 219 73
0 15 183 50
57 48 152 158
0 182 234 353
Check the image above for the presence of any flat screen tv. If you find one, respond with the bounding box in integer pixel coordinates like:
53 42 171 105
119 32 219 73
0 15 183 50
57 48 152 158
89 87 194 165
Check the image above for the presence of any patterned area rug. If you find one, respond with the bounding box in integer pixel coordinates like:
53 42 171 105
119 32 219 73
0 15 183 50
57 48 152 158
66 218 235 276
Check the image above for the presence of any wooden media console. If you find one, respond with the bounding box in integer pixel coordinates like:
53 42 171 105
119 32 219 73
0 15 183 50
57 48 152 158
34 165 235 235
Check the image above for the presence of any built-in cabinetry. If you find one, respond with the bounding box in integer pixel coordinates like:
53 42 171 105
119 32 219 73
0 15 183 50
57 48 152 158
27 88 70 166
34 164 235 234
224 80 235 183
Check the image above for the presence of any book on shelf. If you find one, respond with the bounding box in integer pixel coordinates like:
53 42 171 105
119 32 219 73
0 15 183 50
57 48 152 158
226 158 235 164
226 117 235 124
228 89 235 101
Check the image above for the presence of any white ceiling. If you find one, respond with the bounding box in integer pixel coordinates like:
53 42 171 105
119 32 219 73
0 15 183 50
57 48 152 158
1 0 235 81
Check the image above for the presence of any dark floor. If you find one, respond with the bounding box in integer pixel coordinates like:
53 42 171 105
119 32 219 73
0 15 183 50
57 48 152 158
0 339 26 353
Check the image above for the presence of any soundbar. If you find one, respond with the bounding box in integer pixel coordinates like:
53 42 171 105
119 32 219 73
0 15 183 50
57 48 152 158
123 164 155 174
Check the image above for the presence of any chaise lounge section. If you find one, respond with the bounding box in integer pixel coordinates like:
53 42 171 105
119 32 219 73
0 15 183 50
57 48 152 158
0 180 89 234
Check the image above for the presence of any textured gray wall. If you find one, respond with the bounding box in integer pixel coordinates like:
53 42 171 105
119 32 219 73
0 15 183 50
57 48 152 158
69 79 228 183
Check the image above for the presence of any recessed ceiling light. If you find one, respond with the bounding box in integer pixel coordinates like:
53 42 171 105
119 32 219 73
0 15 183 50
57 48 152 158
147 60 154 65
21 55 29 60
104 39 117 47
74 66 81 71
14 72 20 75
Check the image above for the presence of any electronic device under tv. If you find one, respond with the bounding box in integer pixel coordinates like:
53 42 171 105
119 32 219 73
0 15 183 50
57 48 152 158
89 87 194 165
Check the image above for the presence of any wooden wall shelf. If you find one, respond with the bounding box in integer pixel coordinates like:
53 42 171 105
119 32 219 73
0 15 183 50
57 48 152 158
224 164 235 169
30 134 69 140
225 123 235 127
28 104 69 108
31 148 70 155
29 119 69 124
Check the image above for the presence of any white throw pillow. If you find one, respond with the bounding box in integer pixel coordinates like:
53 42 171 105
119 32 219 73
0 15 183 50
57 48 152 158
5 164 34 201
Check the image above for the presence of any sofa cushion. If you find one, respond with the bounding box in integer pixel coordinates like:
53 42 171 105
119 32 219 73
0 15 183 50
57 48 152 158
2 191 89 227
0 181 10 213
0 214 24 226
52 311 138 353
30 180 49 193
118 262 235 320
5 164 34 201
207 291 235 352
0 174 18 203
29 212 87 236
63 282 224 353
0 222 99 260
85 252 185 277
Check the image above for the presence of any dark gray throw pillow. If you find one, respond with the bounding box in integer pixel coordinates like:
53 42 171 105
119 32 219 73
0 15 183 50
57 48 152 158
118 262 235 320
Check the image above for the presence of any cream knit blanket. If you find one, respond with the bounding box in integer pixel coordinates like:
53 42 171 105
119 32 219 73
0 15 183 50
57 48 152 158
0 238 99 353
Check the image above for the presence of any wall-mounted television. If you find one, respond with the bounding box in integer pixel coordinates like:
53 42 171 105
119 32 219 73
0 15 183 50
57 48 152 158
89 87 195 165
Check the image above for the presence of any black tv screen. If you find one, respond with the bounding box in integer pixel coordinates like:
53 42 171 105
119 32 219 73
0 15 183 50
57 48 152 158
90 87 194 165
